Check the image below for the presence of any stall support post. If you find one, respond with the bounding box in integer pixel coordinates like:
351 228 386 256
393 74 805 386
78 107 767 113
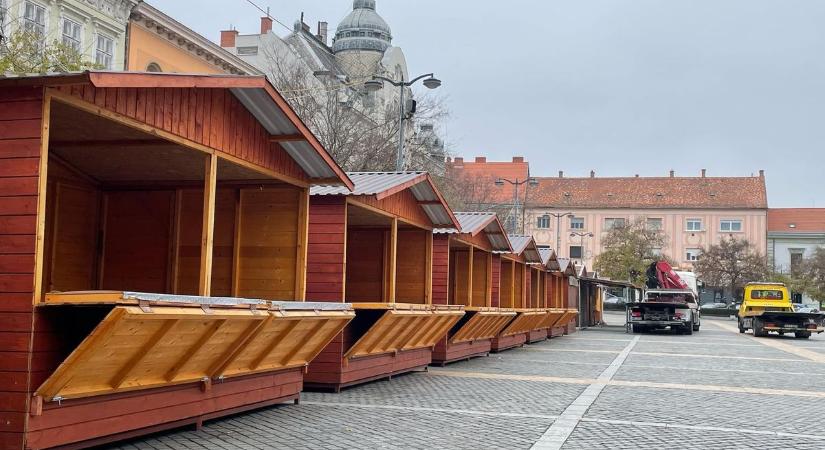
486 253 493 307
388 217 398 303
199 153 217 296
466 246 474 307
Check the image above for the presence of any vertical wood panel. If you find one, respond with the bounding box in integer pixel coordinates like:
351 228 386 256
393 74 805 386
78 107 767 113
306 197 346 302
430 234 450 306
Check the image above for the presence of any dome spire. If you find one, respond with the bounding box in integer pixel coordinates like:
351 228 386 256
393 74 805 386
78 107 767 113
333 0 392 54
353 0 376 10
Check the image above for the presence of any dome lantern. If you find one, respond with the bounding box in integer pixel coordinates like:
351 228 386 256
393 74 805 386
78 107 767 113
333 0 392 54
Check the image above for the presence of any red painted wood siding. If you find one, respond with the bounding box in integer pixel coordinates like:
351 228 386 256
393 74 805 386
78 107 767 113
524 268 532 309
53 85 309 184
353 189 434 228
431 234 450 306
490 255 501 308
306 197 346 302
453 231 493 252
0 86 43 450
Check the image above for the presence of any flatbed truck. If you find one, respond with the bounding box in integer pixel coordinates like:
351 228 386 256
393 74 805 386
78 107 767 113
738 282 825 339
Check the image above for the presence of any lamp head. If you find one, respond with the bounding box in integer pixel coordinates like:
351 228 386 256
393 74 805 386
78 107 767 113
364 79 384 92
423 76 442 89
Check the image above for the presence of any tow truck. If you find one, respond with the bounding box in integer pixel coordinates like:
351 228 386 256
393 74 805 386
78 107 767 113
737 282 825 339
627 262 701 334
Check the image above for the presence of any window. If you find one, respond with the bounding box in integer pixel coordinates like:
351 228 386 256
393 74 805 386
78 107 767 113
237 46 259 56
95 34 114 69
790 250 805 274
569 246 583 259
570 217 584 230
686 248 701 262
23 1 46 37
686 219 703 232
646 218 663 231
146 62 162 72
62 18 82 52
720 219 743 232
650 247 662 257
536 215 551 229
604 218 626 230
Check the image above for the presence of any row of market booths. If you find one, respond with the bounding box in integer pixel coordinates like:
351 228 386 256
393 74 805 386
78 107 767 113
0 72 579 449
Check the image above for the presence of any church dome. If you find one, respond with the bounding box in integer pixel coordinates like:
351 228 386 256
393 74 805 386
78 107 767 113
333 0 392 54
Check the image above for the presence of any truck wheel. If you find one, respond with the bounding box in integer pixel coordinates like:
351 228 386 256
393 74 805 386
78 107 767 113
795 331 811 339
693 322 700 332
683 322 694 335
753 319 767 337
738 319 745 334
632 324 645 334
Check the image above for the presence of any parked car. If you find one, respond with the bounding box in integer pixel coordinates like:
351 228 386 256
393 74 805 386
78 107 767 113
793 304 820 314
604 293 626 306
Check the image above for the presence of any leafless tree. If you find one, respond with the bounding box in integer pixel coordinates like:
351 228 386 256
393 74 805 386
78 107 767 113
694 236 769 299
264 42 450 173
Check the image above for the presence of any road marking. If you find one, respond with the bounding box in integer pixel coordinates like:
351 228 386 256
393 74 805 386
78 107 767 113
525 348 622 354
621 363 825 377
529 335 640 450
578 418 825 441
708 320 825 363
634 351 806 362
431 370 825 399
301 401 558 420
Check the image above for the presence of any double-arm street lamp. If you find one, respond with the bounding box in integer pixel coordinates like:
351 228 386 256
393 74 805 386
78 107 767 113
495 177 538 234
364 73 442 171
570 231 594 263
546 212 574 256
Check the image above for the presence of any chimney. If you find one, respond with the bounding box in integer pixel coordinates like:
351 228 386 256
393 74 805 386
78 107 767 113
669 170 675 178
475 156 486 163
260 16 273 34
701 169 707 178
512 156 524 163
759 169 765 178
454 157 464 165
635 174 640 178
220 29 239 48
590 170 595 178
558 171 564 178
317 21 328 45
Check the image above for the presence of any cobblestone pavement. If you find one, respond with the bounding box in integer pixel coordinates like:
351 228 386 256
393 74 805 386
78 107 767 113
109 314 825 449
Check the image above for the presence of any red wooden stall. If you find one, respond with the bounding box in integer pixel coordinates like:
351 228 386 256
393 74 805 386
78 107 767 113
490 235 544 352
430 212 515 365
549 258 579 337
0 71 358 449
304 172 464 391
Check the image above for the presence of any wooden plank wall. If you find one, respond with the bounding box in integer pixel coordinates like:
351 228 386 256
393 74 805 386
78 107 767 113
471 251 488 307
514 263 525 309
490 255 501 308
235 188 299 300
54 86 309 184
306 197 346 302
395 230 427 304
345 228 384 302
500 260 513 308
430 235 450 306
0 86 43 449
452 249 469 306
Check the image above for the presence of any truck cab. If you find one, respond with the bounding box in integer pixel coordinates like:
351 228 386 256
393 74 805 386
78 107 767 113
738 283 824 338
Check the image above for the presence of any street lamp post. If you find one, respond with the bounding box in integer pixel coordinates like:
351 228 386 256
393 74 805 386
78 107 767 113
547 212 574 255
495 177 538 234
364 73 442 171
570 231 594 264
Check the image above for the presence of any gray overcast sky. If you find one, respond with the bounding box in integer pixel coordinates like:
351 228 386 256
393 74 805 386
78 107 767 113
155 0 825 207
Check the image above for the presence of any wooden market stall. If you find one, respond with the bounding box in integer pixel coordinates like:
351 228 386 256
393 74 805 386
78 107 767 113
0 71 358 450
430 212 516 365
304 172 464 391
536 247 565 338
490 235 545 352
548 258 580 337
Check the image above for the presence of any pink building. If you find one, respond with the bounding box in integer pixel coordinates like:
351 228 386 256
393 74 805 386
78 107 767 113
525 172 768 268
447 159 768 269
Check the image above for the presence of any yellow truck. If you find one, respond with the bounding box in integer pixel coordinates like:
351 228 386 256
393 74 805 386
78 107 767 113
737 282 824 339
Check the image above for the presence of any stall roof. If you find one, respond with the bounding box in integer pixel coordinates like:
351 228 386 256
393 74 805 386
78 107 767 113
499 235 542 264
0 71 353 189
311 171 459 228
557 258 578 276
579 277 640 289
433 212 512 252
538 247 559 268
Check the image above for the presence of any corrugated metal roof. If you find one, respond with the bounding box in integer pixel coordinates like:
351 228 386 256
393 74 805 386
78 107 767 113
311 172 458 228
506 235 542 264
311 172 425 196
433 212 512 252
538 248 558 267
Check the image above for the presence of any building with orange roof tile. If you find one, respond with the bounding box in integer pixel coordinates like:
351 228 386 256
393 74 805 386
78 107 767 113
768 209 825 298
